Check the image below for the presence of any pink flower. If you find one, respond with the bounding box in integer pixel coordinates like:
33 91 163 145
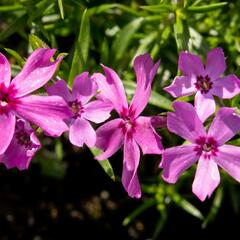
0 119 41 170
0 48 71 154
47 72 112 148
94 53 164 198
160 101 240 201
164 48 240 122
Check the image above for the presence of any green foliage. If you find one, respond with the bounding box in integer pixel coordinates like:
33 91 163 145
68 8 90 86
90 147 115 181
1 0 240 237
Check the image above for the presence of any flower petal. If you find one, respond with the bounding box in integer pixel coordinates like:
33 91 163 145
164 76 196 98
160 144 199 183
167 101 206 142
0 119 41 170
0 52 11 86
0 113 15 154
94 67 128 115
129 53 160 117
211 74 240 98
12 48 62 97
15 95 71 137
122 136 141 198
194 91 216 122
205 48 226 80
69 118 96 148
133 116 164 154
192 156 220 201
178 51 204 76
83 100 112 124
72 72 97 104
150 115 167 129
46 80 73 102
208 107 240 145
95 119 124 160
214 145 240 182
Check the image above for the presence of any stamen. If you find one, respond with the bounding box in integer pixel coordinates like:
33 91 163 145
194 136 218 159
16 129 34 148
69 100 84 117
194 75 213 94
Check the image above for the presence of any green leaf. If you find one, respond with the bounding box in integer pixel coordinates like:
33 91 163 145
124 81 173 111
55 140 64 160
202 187 223 228
123 198 156 226
152 208 167 240
231 94 240 108
68 9 90 86
229 185 240 214
134 31 158 57
4 48 25 67
10 64 21 77
174 10 189 51
0 4 24 12
172 193 204 220
187 2 228 13
90 147 115 181
100 38 109 64
191 0 204 6
0 14 27 40
88 3 117 15
111 18 144 64
188 27 209 54
88 3 142 16
150 91 173 111
140 4 172 13
58 0 64 19
38 140 66 179
176 95 193 102
28 0 55 25
29 34 49 50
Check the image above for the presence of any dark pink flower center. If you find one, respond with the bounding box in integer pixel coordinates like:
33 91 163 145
69 100 84 117
119 108 136 138
0 83 17 115
194 136 218 159
15 123 37 149
194 75 213 94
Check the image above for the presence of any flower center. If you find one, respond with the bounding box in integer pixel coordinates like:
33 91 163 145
0 83 18 115
0 84 10 115
16 129 33 148
194 75 213 94
194 136 218 159
69 100 84 117
119 116 136 138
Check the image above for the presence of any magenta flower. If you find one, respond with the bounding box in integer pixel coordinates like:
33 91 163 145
0 119 41 170
164 48 240 121
94 53 164 198
47 72 112 148
160 101 240 201
0 48 71 154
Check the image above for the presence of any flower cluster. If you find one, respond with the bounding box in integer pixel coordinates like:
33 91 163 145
1 47 240 201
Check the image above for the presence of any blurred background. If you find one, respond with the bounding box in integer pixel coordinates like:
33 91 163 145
1 0 240 239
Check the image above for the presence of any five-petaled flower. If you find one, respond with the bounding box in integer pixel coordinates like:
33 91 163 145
164 48 240 122
0 119 41 170
94 53 164 198
0 48 71 155
47 72 112 148
160 101 240 201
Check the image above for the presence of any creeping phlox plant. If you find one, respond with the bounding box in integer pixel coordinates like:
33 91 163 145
1 47 240 201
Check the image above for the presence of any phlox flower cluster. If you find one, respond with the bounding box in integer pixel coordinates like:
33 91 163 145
1 47 240 201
